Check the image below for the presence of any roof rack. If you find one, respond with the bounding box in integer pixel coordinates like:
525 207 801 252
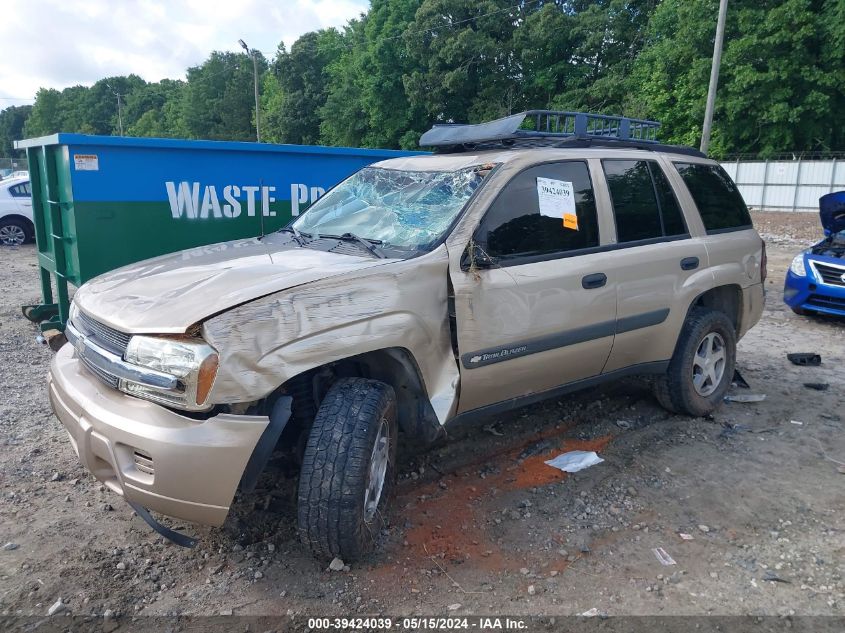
419 110 703 157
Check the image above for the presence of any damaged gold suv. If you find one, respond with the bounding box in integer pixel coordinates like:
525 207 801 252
49 111 766 559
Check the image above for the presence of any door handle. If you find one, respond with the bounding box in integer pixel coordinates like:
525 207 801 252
680 257 699 271
581 272 607 289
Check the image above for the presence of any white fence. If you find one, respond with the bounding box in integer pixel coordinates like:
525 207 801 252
721 158 845 213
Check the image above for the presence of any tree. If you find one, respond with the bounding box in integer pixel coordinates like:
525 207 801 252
318 22 370 148
552 0 658 113
631 0 845 157
259 70 287 144
13 0 845 155
403 0 528 126
271 30 344 144
512 4 578 110
85 75 147 135
180 51 267 141
0 105 33 155
125 79 186 138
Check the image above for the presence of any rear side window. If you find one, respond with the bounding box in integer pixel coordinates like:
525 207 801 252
602 160 687 243
479 161 599 261
9 182 31 197
652 165 686 236
674 163 752 233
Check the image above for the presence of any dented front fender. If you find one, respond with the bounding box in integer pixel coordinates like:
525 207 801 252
201 245 460 424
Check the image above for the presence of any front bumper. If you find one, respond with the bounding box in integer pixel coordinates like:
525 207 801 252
49 343 270 526
783 258 845 317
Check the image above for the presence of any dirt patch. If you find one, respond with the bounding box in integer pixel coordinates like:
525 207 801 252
752 210 824 247
511 436 613 489
395 431 613 573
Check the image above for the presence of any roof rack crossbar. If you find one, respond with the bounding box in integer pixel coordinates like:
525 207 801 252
419 110 661 148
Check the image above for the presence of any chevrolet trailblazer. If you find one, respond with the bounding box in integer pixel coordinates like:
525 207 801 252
49 111 765 560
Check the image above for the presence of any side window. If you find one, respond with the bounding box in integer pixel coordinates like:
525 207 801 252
9 182 31 197
651 165 686 236
602 160 688 243
674 163 752 233
479 161 599 261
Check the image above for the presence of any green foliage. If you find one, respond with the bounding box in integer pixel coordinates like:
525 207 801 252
321 0 428 149
631 0 845 157
5 0 844 156
124 79 186 138
267 30 344 144
181 51 267 141
0 105 33 156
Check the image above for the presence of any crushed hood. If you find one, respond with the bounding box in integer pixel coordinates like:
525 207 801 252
820 191 845 234
73 233 392 333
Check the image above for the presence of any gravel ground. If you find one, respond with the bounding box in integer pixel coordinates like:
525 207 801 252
0 211 843 621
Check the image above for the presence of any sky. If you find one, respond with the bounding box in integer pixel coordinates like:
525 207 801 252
0 0 369 108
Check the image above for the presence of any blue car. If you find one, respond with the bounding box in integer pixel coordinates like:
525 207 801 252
783 191 845 317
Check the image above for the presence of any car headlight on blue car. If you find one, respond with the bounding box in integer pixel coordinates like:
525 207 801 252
789 252 807 277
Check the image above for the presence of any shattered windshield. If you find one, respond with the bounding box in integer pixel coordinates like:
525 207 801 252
291 165 495 252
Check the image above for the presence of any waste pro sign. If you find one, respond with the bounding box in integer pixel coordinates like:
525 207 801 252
165 181 326 220
16 133 422 286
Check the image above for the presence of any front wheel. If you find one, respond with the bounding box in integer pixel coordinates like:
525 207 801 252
653 307 736 417
297 377 398 561
0 218 32 246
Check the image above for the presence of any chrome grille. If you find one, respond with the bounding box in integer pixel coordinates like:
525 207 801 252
79 355 120 388
74 311 131 355
812 261 845 287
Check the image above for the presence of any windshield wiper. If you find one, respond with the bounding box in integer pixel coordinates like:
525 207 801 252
279 225 309 245
321 232 385 259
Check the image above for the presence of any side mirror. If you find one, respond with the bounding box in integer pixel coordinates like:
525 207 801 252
461 242 495 271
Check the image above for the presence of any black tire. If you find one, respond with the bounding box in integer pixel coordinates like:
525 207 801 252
791 306 811 316
0 217 33 246
652 307 736 417
297 377 398 561
651 374 678 414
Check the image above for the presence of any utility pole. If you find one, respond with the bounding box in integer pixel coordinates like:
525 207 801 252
700 0 728 154
106 83 124 135
239 39 261 142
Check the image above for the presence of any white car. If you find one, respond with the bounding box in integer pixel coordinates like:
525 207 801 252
0 178 34 245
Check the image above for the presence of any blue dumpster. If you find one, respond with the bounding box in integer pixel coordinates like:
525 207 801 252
15 133 421 329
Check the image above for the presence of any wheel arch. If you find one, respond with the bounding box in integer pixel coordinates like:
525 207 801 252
659 283 743 366
0 213 35 236
281 346 444 446
688 284 743 333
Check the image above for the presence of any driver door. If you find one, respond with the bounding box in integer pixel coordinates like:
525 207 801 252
448 160 617 413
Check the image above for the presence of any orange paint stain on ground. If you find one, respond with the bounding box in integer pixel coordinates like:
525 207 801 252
391 432 615 574
509 435 614 489
400 476 506 571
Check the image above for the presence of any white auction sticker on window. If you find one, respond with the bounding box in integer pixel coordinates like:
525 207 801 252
73 154 99 171
537 177 578 229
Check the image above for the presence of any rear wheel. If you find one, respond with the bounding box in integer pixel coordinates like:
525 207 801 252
0 218 32 245
653 307 736 417
297 378 397 561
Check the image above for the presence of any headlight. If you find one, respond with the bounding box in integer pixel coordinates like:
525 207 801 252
789 253 806 277
119 335 219 410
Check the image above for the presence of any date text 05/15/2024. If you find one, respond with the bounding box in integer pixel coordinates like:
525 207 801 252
307 617 528 630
